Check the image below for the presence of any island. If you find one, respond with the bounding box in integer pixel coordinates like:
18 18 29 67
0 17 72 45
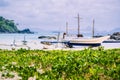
0 16 33 33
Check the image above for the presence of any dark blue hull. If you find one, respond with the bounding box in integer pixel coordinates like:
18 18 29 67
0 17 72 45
67 42 101 48
103 40 120 43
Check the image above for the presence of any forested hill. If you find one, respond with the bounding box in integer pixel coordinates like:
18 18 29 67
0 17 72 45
0 16 33 33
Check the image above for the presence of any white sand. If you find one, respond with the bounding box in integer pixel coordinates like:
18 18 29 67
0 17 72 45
0 39 120 50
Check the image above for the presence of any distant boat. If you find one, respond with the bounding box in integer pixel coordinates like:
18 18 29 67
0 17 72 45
103 39 120 43
66 36 110 47
22 35 27 45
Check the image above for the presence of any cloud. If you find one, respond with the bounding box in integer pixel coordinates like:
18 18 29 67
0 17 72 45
0 0 120 33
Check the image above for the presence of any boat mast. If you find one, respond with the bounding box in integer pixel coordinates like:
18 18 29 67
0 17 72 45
92 19 95 38
66 22 68 35
77 14 80 36
76 14 82 37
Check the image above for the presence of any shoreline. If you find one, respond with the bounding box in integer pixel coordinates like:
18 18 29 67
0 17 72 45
0 41 120 50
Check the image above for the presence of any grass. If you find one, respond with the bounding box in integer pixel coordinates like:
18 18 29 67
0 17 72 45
0 47 120 80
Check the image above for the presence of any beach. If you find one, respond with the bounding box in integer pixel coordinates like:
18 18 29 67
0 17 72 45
0 34 120 80
0 33 120 50
0 39 120 50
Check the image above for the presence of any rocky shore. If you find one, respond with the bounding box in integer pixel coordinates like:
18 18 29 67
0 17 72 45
110 32 120 40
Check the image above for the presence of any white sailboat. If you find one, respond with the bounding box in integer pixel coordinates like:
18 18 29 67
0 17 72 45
64 16 110 47
41 15 110 48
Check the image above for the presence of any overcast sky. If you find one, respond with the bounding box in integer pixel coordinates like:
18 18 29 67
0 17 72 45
0 0 120 34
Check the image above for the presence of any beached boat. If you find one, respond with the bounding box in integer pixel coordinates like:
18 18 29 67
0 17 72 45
63 16 110 47
41 15 110 48
67 36 110 47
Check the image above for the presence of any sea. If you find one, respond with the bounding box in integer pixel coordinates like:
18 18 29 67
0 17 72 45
0 32 54 44
0 32 120 50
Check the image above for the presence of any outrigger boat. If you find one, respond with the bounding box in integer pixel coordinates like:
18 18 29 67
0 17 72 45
41 36 110 48
64 15 110 47
41 14 110 48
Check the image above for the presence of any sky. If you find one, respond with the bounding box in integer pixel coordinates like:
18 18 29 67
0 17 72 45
0 0 120 34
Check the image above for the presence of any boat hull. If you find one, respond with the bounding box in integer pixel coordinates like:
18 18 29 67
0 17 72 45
67 36 110 47
103 40 120 43
68 42 101 47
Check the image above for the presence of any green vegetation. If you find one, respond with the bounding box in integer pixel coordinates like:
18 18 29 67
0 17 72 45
0 16 33 33
0 48 120 80
0 16 18 33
